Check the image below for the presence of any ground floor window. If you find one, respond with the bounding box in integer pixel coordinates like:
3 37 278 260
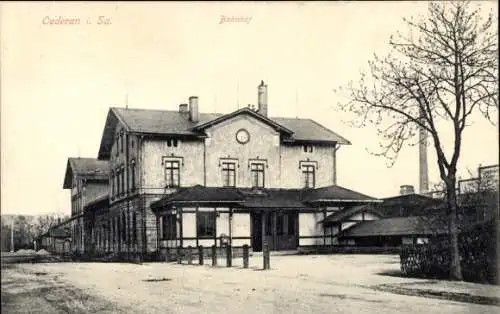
122 212 127 243
132 213 137 244
162 214 177 240
197 211 215 238
287 213 296 235
265 213 272 236
277 213 284 235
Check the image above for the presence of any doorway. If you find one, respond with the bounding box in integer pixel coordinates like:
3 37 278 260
251 211 298 252
251 213 262 252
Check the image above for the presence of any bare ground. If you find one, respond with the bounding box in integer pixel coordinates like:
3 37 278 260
2 254 499 313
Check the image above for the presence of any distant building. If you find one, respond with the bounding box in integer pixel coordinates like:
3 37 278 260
322 189 443 246
336 164 499 247
37 220 71 254
62 158 109 254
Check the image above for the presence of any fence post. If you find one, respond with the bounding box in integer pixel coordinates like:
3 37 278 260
198 245 204 265
263 240 270 270
226 245 232 267
177 246 182 264
211 245 217 266
243 244 249 269
187 246 193 265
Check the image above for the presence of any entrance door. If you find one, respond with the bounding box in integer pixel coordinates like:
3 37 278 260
275 211 298 251
251 213 262 252
252 211 299 251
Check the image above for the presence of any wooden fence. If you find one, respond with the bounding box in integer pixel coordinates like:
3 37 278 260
298 245 401 255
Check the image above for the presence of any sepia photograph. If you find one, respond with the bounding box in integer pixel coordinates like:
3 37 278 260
1 1 499 313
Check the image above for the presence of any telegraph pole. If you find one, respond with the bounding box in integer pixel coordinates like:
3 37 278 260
10 221 14 252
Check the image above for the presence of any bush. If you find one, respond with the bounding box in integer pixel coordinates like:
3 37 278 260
401 219 498 284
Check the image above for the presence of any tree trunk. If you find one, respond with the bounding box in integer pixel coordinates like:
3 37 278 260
446 181 463 281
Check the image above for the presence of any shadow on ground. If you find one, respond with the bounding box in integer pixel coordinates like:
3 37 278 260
371 272 500 308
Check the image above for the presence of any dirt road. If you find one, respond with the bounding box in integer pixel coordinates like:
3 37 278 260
2 255 498 313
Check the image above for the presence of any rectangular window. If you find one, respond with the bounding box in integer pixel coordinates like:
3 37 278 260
112 218 116 244
251 163 265 188
287 213 296 235
110 172 115 198
476 207 485 222
197 211 215 238
111 171 118 198
276 214 284 235
167 138 179 147
116 169 121 196
121 166 125 195
165 160 180 187
162 214 177 240
116 135 119 156
221 162 236 187
130 161 136 191
116 217 121 246
122 213 127 242
132 213 137 244
303 145 314 153
265 213 272 236
302 165 315 188
120 131 124 153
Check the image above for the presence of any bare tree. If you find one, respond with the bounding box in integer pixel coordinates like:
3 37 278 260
335 1 498 280
33 213 69 237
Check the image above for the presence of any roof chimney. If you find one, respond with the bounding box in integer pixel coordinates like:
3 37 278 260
189 96 199 123
257 80 268 117
179 103 188 113
400 185 415 195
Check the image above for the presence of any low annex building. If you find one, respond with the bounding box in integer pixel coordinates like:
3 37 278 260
62 81 381 259
37 220 72 255
151 184 379 254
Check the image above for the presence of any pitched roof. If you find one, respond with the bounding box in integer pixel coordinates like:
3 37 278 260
381 193 443 207
50 226 71 238
151 185 245 209
113 107 222 135
151 185 379 212
63 158 110 189
239 188 310 209
338 216 449 238
321 204 384 224
193 108 294 135
373 193 444 218
97 107 351 159
274 117 350 144
301 185 381 204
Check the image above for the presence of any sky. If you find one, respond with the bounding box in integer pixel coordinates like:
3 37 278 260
1 1 498 216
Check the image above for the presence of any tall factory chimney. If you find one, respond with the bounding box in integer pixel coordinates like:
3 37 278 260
419 109 429 194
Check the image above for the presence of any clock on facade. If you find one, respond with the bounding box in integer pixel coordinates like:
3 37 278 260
235 128 250 144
